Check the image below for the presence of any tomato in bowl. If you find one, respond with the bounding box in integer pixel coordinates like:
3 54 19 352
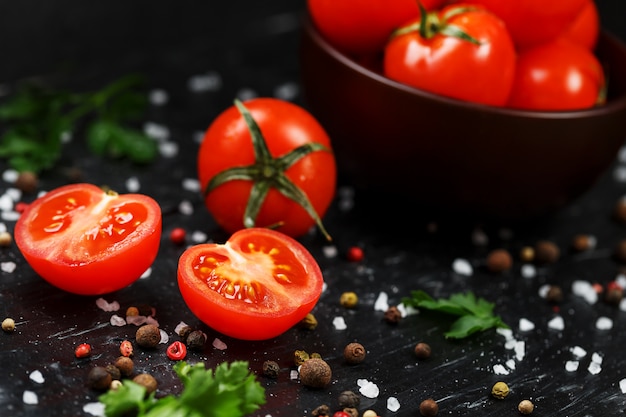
299 14 626 220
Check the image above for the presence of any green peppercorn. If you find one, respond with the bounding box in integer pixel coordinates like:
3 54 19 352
294 350 310 366
491 381 510 399
262 360 280 379
311 404 330 416
340 291 359 308
299 313 318 330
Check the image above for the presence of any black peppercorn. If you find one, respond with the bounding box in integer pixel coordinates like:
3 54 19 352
185 330 207 351
105 364 121 381
338 390 360 408
311 404 330 416
262 360 280 379
534 240 560 264
384 306 402 324
87 366 112 390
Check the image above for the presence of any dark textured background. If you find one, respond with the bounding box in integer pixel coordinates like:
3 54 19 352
2 1 626 416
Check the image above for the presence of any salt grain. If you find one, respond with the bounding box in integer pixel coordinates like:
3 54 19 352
182 178 201 193
140 267 152 279
591 352 603 364
23 390 38 405
83 402 106 417
175 321 189 335
191 230 208 243
570 346 587 359
125 176 140 192
497 328 514 340
159 141 179 158
236 88 258 101
159 330 169 344
538 284 551 298
565 361 579 372
374 292 389 312
620 378 626 394
493 364 510 375
571 280 598 304
1 262 16 273
149 89 169 106
29 370 44 384
96 298 120 312
452 258 473 276
126 315 147 326
596 316 613 330
514 340 526 361
588 361 602 375
212 338 227 350
1 211 20 221
188 71 222 92
506 359 516 370
178 200 194 215
547 316 565 331
143 122 170 141
332 316 347 330
620 298 626 312
0 194 13 211
273 82 299 101
322 245 338 258
358 379 380 398
519 318 535 332
386 397 400 412
290 370 299 380
2 169 19 183
521 264 536 279
109 315 126 327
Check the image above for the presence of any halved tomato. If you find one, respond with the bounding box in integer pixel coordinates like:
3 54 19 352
14 183 162 295
177 228 324 340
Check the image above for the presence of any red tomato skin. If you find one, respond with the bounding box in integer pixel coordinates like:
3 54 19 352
383 5 517 106
455 0 587 50
562 0 599 50
14 184 162 295
177 228 324 340
198 98 336 239
507 38 605 111
307 0 447 56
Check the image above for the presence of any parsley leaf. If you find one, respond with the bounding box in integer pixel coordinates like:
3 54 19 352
402 290 509 339
98 361 266 417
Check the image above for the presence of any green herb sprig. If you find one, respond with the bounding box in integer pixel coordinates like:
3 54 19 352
402 290 509 339
0 74 157 174
99 360 266 417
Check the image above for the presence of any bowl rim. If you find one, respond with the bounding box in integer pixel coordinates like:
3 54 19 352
302 14 626 120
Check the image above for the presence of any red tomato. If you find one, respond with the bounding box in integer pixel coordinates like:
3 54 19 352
307 0 448 56
14 183 162 295
198 98 336 240
507 38 606 111
383 5 516 106
455 0 587 49
177 228 324 340
562 0 600 50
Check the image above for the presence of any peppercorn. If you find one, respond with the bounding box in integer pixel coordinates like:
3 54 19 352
294 350 310 366
546 285 564 304
491 381 510 399
169 227 187 245
133 373 158 394
614 240 626 263
571 234 596 252
110 379 123 391
178 325 193 341
362 410 379 417
605 285 623 305
614 198 626 224
346 246 364 262
0 231 12 247
414 342 432 359
338 390 360 408
105 364 121 380
342 408 358 417
312 404 330 416
126 306 140 317
340 291 359 308
534 240 560 264
135 304 154 316
419 398 439 416
135 324 161 348
166 341 187 361
87 366 112 391
299 358 332 388
384 305 402 324
519 246 535 263
2 318 16 332
15 171 38 194
299 313 318 330
114 356 134 377
75 343 92 358
343 342 366 364
486 249 513 273
310 352 322 359
185 330 206 351
262 360 280 379
518 399 534 414
332 412 351 417
120 340 134 357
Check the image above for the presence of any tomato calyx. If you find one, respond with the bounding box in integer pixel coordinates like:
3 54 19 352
203 99 332 241
392 3 481 45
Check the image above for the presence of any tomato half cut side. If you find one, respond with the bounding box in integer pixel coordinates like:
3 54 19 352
14 183 162 295
177 228 325 340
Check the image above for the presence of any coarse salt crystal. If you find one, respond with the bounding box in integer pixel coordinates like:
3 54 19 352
140 268 152 279
159 141 179 158
591 352 603 365
2 169 19 183
521 264 536 279
493 364 510 375
125 176 140 192
144 122 170 141
571 280 598 304
504 339 518 350
519 318 535 332
322 245 338 258
126 315 147 326
236 88 258 101
386 397 401 412
570 346 587 358
188 72 222 93
159 330 169 344
274 82 299 101
1 262 16 273
332 316 347 330
620 298 626 312
496 328 514 340
179 200 194 215
358 380 380 398
506 359 516 370
191 230 208 243
588 361 602 375
96 298 120 312
149 89 169 106
182 178 201 193
452 258 473 276
471 227 489 246
538 284 551 298
290 370 299 380
213 338 227 350
547 316 565 331
175 321 189 335
0 194 13 211
23 390 38 405
29 370 44 384
565 361 579 372
83 402 106 417
374 292 389 312
514 341 526 361
109 315 126 327
1 211 20 221
5 188 21 201
620 378 626 394
596 316 613 330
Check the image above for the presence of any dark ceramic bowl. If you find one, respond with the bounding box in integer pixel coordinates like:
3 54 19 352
299 15 626 220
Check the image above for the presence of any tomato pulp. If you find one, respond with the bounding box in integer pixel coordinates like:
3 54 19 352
177 228 324 340
14 183 162 295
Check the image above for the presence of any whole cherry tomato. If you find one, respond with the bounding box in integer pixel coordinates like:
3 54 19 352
562 0 600 50
383 4 516 106
307 0 448 56
198 98 336 240
454 0 587 50
507 38 606 111
14 183 161 295
177 228 324 340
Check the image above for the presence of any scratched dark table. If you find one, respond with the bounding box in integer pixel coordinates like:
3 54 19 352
2 1 626 416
